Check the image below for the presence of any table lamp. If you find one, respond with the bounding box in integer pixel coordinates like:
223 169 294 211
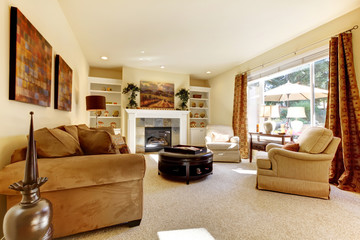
86 95 106 127
286 107 306 133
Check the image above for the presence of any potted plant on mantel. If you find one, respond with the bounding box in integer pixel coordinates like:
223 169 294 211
175 88 190 110
122 83 140 109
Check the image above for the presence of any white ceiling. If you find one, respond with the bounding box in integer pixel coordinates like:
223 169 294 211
58 0 360 79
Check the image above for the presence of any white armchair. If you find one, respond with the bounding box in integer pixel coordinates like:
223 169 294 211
205 125 241 162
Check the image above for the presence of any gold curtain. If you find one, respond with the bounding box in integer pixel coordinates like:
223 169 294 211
326 33 360 193
233 73 249 159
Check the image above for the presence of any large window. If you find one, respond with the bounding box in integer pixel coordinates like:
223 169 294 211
248 57 329 136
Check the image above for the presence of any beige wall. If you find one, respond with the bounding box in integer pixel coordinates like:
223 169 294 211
121 67 190 138
0 0 89 233
209 7 360 125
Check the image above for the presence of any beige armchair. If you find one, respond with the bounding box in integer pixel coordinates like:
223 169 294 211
256 127 340 199
205 125 241 162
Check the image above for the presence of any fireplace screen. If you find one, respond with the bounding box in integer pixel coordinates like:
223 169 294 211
145 127 172 152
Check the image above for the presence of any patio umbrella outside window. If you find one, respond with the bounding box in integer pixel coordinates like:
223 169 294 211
264 82 328 102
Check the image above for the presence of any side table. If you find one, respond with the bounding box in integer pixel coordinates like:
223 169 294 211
249 132 293 162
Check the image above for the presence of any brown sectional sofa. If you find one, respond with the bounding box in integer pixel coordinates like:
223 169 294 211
0 124 146 238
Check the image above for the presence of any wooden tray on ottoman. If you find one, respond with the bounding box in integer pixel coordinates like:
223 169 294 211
164 145 207 155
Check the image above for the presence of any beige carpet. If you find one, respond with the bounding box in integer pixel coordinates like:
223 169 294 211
59 154 360 240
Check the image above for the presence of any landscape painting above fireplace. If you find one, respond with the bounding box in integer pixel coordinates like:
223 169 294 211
140 81 174 109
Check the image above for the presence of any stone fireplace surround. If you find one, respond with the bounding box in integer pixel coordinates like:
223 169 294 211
126 109 190 153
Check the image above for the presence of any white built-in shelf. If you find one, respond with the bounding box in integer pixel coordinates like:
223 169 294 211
88 76 122 129
89 77 122 86
90 90 122 94
190 98 208 100
106 103 121 106
190 86 211 146
90 116 121 119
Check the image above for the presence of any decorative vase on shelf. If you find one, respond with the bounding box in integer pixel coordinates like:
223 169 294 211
3 112 53 240
112 110 119 117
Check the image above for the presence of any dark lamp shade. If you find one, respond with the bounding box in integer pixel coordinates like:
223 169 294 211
86 95 106 111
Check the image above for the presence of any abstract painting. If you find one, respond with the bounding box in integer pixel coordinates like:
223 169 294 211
9 7 52 107
54 55 72 111
140 81 174 109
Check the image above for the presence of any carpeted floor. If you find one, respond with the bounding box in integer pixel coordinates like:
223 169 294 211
59 154 360 240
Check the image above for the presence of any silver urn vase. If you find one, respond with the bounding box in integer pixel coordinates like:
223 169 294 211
3 112 53 240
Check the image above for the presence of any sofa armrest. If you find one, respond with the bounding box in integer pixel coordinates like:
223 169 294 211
0 153 146 195
266 143 283 152
205 136 212 144
268 148 334 162
230 136 239 143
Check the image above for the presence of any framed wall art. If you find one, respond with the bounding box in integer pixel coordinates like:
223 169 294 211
54 55 72 111
9 7 52 107
140 81 174 109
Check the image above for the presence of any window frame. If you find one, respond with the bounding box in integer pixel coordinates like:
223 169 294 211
247 46 329 132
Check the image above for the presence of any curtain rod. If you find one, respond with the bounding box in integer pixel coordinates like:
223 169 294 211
239 25 358 75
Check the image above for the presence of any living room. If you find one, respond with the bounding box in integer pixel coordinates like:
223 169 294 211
1 0 360 239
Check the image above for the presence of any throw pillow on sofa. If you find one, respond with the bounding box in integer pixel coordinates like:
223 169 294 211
78 128 116 155
111 134 130 154
34 128 84 158
64 125 80 142
11 147 27 163
282 142 300 152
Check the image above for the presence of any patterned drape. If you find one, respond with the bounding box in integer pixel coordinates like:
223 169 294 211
326 33 360 193
233 73 249 159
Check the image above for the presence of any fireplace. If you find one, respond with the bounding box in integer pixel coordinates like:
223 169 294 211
145 127 172 152
125 109 190 153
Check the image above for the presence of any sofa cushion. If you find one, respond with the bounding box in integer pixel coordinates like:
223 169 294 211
78 128 116 155
206 142 239 151
282 142 300 152
0 154 146 195
298 127 333 154
256 152 271 170
34 128 83 158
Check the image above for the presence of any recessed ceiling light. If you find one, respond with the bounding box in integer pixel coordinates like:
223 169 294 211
140 50 145 54
100 56 108 60
206 71 211 74
139 58 143 61
160 65 165 69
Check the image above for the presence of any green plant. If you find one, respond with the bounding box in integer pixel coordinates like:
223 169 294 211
122 83 140 108
175 88 190 110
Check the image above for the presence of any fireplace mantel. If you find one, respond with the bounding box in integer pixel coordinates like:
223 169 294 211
126 109 190 153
